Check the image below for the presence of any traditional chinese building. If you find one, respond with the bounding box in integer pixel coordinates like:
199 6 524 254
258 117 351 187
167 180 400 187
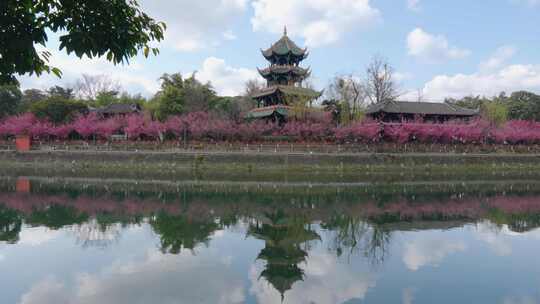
246 27 323 121
95 103 142 119
366 100 480 122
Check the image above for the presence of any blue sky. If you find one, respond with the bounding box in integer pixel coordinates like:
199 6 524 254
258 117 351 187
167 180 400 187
20 0 540 101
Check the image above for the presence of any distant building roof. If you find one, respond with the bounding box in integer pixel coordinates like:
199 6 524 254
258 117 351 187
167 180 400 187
366 101 479 116
251 85 323 100
97 103 141 115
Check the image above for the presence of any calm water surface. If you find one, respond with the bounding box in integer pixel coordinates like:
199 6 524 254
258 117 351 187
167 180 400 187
2 177 540 303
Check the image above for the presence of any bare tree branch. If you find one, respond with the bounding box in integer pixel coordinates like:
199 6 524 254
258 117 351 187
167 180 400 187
74 74 121 100
365 55 399 104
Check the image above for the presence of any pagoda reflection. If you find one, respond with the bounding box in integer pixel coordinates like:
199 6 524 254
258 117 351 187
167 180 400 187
248 209 320 301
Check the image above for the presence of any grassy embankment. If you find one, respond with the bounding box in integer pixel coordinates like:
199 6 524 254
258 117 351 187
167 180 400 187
1 150 540 183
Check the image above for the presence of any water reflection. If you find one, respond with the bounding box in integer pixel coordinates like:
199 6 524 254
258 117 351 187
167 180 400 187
248 210 320 300
2 177 540 303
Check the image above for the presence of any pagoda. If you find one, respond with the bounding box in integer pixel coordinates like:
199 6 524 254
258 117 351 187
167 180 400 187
246 27 323 121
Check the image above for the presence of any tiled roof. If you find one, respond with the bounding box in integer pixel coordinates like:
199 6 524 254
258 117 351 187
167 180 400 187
97 103 141 114
251 85 323 99
261 34 307 58
245 105 290 119
258 65 310 78
366 101 480 116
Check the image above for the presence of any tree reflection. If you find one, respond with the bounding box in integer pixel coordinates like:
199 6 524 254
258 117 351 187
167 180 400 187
150 212 220 254
26 205 89 229
248 209 320 301
0 205 22 244
322 214 391 266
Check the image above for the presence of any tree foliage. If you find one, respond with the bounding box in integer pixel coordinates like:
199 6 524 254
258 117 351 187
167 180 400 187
507 91 540 121
47 86 75 100
30 97 88 123
445 91 540 123
0 84 22 118
327 75 365 123
0 0 165 84
150 73 220 120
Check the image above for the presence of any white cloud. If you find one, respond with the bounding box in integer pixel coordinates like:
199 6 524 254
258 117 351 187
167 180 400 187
75 248 245 304
402 287 416 304
403 238 466 271
407 0 421 11
479 45 517 71
407 44 540 100
475 223 513 257
18 227 62 246
407 28 471 62
19 277 70 304
511 0 540 6
502 295 539 304
18 248 245 304
19 47 160 97
139 0 248 51
196 57 262 96
251 0 380 47
20 52 260 98
418 64 540 100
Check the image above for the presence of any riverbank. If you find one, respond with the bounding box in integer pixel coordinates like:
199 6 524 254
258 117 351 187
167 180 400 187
2 149 540 182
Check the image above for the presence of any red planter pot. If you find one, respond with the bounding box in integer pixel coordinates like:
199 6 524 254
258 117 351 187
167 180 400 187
15 135 31 152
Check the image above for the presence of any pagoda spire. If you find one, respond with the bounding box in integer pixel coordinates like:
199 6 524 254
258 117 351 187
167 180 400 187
283 26 287 36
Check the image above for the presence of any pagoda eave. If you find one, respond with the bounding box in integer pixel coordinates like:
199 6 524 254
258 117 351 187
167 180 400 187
251 85 323 100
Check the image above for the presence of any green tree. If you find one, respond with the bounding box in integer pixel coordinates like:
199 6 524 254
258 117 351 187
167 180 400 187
507 91 540 121
47 86 75 100
0 84 22 117
0 0 165 84
94 91 121 107
150 212 219 254
212 96 255 121
445 95 485 110
19 88 48 113
26 205 88 230
481 101 508 126
0 206 22 244
151 73 186 120
30 97 88 123
151 73 219 120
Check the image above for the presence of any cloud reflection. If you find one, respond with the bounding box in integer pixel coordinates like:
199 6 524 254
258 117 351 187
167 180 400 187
18 247 245 304
403 238 466 271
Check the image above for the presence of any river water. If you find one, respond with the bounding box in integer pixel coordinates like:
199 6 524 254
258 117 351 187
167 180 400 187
1 177 540 303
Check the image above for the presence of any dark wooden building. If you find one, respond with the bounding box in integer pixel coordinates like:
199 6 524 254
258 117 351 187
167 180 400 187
366 101 479 122
246 27 322 120
96 103 142 118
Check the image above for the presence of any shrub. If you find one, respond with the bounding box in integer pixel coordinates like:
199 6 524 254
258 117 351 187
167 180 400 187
30 97 88 123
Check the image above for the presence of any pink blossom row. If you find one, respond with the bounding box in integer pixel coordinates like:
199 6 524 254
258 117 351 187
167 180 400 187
2 112 540 144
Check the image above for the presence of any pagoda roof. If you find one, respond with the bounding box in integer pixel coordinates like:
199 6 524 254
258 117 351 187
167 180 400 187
245 105 290 119
262 30 307 59
366 101 480 116
251 85 323 100
258 65 310 78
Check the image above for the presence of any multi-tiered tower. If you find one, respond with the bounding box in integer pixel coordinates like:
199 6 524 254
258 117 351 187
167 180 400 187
247 27 323 120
